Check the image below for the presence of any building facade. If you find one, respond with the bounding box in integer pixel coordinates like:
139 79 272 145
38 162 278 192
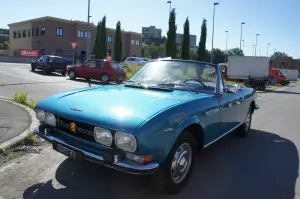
176 33 197 48
0 28 9 44
142 26 162 39
8 16 142 61
269 56 298 70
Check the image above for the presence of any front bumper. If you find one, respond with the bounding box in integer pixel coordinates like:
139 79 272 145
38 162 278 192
34 125 159 175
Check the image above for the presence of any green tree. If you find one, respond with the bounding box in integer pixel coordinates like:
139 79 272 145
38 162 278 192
99 15 107 59
181 17 190 60
271 51 288 59
190 48 198 60
93 21 102 58
3 41 9 49
114 21 122 62
208 48 225 64
197 19 207 61
227 47 244 56
165 8 177 58
0 43 3 49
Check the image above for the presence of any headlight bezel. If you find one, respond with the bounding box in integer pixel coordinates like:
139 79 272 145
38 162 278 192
35 108 46 122
114 132 137 153
45 112 57 127
94 127 113 147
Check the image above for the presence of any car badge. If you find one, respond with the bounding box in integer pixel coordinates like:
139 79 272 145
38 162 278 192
70 122 76 134
70 107 82 112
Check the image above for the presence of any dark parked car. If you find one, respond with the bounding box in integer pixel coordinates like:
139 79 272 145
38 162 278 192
67 59 126 84
31 55 68 76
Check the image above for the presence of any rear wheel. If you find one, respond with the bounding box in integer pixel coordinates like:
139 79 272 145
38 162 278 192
235 108 252 138
61 70 66 76
101 73 109 84
42 67 48 74
68 70 76 80
151 131 196 194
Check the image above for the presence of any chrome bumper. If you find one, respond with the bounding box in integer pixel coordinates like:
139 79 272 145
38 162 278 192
34 126 159 175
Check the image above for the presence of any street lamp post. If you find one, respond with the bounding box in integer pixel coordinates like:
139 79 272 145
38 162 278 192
240 22 245 50
267 42 270 57
259 49 260 56
167 1 172 13
225 30 228 62
255 33 259 56
242 39 244 52
86 0 91 61
252 45 254 56
210 2 219 63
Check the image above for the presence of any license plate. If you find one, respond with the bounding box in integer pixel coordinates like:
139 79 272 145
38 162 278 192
55 144 76 159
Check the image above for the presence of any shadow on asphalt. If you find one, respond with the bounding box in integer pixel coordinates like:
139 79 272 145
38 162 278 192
23 129 299 199
31 70 65 77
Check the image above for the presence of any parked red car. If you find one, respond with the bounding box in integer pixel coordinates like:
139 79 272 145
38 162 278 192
67 59 126 84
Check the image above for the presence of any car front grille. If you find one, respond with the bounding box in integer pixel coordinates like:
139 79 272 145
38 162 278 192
57 116 96 143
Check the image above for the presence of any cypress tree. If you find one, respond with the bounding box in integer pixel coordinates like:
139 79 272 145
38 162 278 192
181 17 190 60
99 15 107 59
166 9 177 58
197 19 207 61
93 21 102 58
114 21 122 62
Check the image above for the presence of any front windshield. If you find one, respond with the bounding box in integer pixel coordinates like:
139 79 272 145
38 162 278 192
130 60 218 93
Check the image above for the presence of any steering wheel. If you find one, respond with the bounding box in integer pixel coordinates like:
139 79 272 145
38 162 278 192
182 79 206 87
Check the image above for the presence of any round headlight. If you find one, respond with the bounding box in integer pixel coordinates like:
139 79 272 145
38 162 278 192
94 127 113 146
45 112 56 127
115 132 137 152
35 109 45 122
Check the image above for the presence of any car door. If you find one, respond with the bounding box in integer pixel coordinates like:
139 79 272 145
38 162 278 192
77 60 96 78
89 60 105 80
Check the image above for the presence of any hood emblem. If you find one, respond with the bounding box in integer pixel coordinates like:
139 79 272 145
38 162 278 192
70 107 82 112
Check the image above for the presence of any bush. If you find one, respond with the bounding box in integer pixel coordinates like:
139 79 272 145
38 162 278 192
12 92 37 109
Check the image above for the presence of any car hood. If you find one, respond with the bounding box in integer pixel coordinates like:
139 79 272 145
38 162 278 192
36 85 212 134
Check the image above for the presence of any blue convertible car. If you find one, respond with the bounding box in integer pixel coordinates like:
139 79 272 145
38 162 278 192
34 59 259 194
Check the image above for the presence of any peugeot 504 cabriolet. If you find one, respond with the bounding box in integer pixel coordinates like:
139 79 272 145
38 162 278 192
34 59 259 194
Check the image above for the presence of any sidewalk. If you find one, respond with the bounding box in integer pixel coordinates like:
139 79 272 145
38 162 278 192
0 100 31 145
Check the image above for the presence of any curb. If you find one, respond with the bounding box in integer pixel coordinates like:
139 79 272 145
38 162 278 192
0 96 39 153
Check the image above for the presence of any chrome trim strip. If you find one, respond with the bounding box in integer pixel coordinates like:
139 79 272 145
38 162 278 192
204 123 243 148
40 133 159 171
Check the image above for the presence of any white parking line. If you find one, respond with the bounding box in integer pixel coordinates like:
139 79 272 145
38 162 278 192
0 70 42 82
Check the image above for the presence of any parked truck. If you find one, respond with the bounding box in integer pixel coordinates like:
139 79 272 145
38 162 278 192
219 56 270 91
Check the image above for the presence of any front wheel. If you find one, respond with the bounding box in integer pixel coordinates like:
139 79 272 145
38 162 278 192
68 70 76 80
61 70 66 76
31 64 35 72
151 131 196 194
235 108 252 138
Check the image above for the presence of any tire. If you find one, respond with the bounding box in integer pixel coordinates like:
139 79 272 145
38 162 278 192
235 107 252 138
61 70 66 76
151 131 196 195
31 64 35 72
68 70 76 80
116 80 123 84
260 84 266 91
42 66 48 74
101 73 109 84
280 81 285 86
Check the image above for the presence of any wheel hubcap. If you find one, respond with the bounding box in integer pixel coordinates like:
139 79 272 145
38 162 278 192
245 112 251 131
69 71 75 78
170 143 192 184
102 75 108 82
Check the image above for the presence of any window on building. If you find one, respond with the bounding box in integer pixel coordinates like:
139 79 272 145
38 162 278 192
77 30 84 38
108 49 112 55
131 40 135 45
18 31 21 38
13 31 16 39
107 36 112 43
22 30 26 38
28 29 31 37
56 28 63 36
36 28 39 36
41 27 46 35
85 32 87 38
135 40 140 45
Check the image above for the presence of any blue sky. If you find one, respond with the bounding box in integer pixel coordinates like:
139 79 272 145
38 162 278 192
1 0 299 58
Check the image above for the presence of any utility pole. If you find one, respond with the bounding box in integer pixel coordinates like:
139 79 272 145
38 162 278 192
86 0 91 61
240 22 245 50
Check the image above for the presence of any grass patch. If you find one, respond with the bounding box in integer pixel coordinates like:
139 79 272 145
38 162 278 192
11 92 36 109
123 65 142 80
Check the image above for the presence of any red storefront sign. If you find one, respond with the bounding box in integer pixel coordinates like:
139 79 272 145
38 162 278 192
19 49 40 57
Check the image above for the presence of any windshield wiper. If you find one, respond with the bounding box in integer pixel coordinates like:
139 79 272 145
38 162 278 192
157 82 200 93
125 80 173 92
